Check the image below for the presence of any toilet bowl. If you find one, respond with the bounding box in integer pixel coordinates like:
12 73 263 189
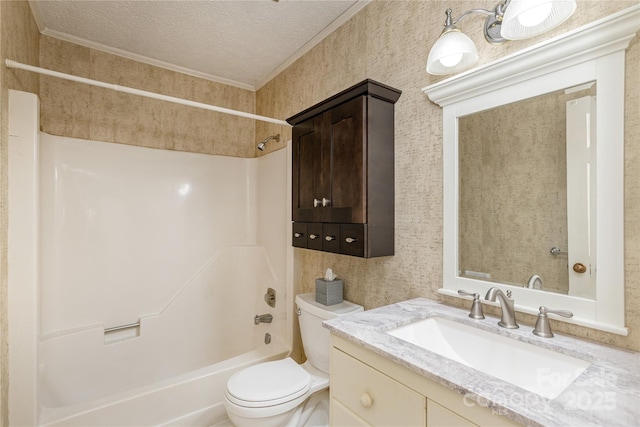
223 293 363 427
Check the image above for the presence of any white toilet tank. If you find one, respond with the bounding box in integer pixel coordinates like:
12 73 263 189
295 293 363 374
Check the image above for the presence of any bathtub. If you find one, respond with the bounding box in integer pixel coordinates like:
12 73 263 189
7 90 293 426
39 341 290 426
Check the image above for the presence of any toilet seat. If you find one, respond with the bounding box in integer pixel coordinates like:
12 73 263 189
226 358 311 408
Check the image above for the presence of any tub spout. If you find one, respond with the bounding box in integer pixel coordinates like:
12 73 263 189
254 314 273 325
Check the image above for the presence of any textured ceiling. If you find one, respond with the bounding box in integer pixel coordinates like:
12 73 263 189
29 0 367 91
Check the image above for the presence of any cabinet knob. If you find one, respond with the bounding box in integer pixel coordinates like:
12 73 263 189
313 198 331 207
294 232 303 238
309 234 318 240
325 235 336 242
345 237 357 244
360 393 373 408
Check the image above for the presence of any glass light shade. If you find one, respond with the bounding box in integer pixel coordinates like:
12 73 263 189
501 0 577 40
426 30 479 75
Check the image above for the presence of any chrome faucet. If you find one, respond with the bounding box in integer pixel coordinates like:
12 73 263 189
254 314 273 325
484 287 519 329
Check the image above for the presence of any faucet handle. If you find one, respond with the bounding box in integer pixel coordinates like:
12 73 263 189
533 306 573 338
457 290 485 319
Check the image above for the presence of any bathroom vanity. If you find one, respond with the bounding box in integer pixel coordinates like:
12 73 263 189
331 335 518 426
324 298 640 426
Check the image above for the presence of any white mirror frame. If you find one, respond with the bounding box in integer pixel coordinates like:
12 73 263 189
423 5 640 335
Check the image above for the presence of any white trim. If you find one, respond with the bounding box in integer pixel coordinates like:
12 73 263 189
8 90 40 426
423 6 639 335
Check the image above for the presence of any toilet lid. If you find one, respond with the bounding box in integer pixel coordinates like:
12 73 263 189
226 357 311 406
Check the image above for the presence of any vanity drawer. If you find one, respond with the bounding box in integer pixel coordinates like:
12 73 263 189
331 347 425 426
427 399 476 427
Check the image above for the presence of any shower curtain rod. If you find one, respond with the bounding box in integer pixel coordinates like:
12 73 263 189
5 59 291 127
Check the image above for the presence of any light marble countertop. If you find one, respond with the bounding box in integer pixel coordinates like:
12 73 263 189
323 298 640 427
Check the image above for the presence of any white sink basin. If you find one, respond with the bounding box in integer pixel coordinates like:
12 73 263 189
386 316 590 399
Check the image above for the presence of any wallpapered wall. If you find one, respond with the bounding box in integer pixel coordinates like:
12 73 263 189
255 0 640 358
0 1 638 422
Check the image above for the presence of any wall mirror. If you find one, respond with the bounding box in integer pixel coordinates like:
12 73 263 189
458 82 596 299
423 6 639 335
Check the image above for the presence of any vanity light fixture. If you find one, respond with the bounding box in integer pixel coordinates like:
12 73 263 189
426 0 577 75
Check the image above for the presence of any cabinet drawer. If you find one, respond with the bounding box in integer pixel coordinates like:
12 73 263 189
340 224 365 257
322 223 341 253
307 223 323 250
427 399 476 427
292 222 307 248
332 348 425 426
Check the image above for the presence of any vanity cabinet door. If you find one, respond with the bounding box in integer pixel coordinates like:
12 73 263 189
331 347 426 426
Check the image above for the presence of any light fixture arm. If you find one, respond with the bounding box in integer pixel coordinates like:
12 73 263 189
440 1 508 44
449 7 498 26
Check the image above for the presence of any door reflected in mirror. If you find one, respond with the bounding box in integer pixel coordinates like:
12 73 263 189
458 83 596 299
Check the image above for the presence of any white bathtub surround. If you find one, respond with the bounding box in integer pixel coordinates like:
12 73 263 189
8 90 292 426
324 298 640 426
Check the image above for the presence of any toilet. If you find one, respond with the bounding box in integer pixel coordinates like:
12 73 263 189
224 293 363 427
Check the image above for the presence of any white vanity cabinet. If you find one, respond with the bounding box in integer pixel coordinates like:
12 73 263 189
330 336 520 427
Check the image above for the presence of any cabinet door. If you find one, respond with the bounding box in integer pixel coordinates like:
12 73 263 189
292 114 327 222
329 96 366 223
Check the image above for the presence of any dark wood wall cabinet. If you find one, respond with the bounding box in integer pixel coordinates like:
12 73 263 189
287 79 401 258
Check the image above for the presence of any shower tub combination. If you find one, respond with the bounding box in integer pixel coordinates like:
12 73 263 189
8 90 292 426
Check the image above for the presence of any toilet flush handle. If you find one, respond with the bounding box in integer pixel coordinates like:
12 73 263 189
296 308 301 316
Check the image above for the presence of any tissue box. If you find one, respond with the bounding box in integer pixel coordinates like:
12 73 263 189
315 278 343 305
